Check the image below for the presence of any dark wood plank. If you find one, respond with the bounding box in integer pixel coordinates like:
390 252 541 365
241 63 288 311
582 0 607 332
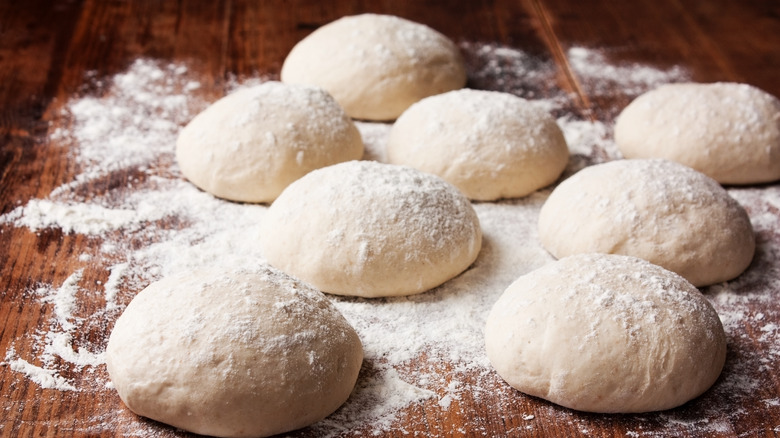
537 0 780 119
0 2 230 437
1 1 779 437
1 3 89 435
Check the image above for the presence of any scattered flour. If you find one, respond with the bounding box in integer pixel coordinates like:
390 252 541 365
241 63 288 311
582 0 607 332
354 121 392 162
461 41 563 103
42 331 104 369
1 45 778 437
39 269 84 332
312 366 437 435
6 350 77 392
103 262 129 311
9 200 141 235
5 269 106 392
566 46 689 96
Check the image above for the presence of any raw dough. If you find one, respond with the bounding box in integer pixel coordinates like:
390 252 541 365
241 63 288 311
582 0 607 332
387 89 569 200
175 81 363 203
260 160 482 297
485 253 727 413
105 266 363 438
538 159 754 286
615 82 780 184
281 14 466 121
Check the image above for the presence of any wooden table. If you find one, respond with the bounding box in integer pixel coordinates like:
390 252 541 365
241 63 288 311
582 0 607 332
2 1 780 436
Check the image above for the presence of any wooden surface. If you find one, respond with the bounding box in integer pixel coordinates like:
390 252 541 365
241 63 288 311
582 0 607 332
2 1 780 437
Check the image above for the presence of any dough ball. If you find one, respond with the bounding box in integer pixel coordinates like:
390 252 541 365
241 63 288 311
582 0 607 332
485 253 727 413
538 159 754 286
387 89 569 200
261 160 482 297
615 82 780 184
281 14 466 121
176 81 364 203
105 266 363 438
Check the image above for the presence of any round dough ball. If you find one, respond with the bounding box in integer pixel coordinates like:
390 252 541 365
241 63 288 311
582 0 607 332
105 266 363 438
538 159 754 286
176 81 364 203
485 253 727 413
615 82 780 184
281 14 467 121
261 160 482 297
387 89 569 200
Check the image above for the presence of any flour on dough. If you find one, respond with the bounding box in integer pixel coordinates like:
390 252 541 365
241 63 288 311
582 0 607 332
615 82 780 184
281 14 466 121
485 253 727 413
538 159 754 286
387 89 569 200
105 266 363 438
260 160 482 297
176 81 363 203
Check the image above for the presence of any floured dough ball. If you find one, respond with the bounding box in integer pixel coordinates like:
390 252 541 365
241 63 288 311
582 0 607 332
538 159 754 286
281 14 467 121
176 81 364 203
387 89 569 200
485 253 727 413
261 160 482 297
105 266 363 438
615 82 780 184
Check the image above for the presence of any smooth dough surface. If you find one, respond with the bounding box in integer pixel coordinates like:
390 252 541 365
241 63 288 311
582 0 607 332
105 266 363 438
281 14 466 121
260 160 482 297
485 253 727 413
387 89 569 200
538 159 754 286
615 82 780 184
176 81 363 203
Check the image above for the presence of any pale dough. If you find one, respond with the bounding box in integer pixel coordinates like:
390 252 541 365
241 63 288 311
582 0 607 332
538 159 754 286
105 266 363 438
260 160 482 297
615 82 780 184
387 89 569 200
281 14 466 121
176 81 363 203
485 253 727 413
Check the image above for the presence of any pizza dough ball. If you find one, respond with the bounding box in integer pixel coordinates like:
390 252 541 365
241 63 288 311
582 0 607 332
105 267 363 438
387 89 569 200
615 82 780 184
261 160 482 297
538 159 754 286
176 81 364 203
281 14 466 121
485 253 727 413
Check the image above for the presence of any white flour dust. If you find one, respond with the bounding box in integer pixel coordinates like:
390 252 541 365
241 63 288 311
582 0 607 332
566 46 689 96
1 45 779 437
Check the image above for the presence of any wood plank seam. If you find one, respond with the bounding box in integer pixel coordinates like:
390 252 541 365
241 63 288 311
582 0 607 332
528 0 594 117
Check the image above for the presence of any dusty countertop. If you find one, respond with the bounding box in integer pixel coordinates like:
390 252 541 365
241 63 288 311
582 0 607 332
2 1 780 436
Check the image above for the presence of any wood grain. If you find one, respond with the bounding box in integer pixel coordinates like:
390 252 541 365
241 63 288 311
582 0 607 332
1 1 779 437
